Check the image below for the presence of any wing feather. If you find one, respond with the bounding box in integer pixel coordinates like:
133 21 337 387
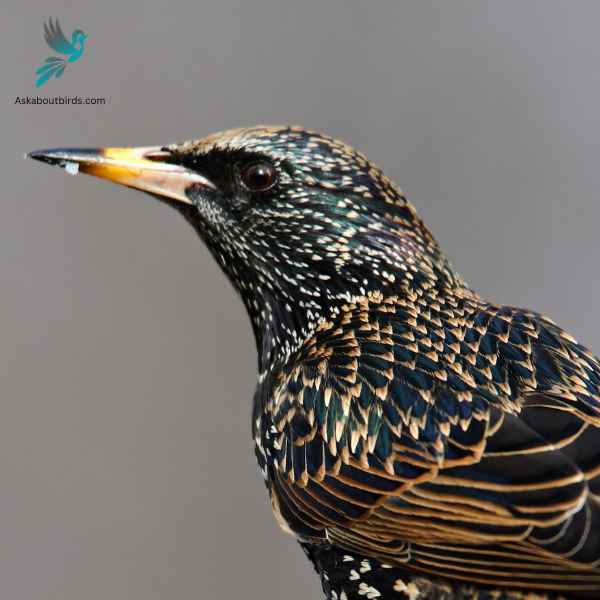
264 290 600 591
43 18 74 55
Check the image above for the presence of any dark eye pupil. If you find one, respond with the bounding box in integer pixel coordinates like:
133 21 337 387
243 162 276 191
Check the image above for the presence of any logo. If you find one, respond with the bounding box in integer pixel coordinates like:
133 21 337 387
35 18 87 88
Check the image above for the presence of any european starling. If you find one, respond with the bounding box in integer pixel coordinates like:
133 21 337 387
29 126 600 600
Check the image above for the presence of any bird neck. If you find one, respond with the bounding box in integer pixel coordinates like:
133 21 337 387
248 214 464 375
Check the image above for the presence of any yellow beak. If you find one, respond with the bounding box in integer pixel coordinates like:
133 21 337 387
27 146 215 205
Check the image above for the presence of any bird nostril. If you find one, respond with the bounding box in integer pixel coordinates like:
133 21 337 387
143 149 173 163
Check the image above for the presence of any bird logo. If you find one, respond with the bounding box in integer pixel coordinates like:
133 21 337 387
35 18 87 88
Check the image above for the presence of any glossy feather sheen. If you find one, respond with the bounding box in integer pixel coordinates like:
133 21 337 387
40 126 599 599
256 288 600 597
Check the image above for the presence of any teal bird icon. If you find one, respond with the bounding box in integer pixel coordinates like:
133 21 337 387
35 18 87 88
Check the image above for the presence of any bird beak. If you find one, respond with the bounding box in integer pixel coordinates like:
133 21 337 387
27 146 215 206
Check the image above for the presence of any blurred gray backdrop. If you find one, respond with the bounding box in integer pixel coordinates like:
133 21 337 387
2 1 600 599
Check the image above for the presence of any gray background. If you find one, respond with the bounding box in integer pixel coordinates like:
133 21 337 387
2 1 600 599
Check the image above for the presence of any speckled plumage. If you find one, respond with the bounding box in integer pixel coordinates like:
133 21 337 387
30 126 600 599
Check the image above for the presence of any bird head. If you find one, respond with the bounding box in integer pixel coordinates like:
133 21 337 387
28 126 459 371
71 30 87 47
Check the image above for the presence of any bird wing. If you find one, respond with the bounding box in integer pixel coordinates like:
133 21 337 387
43 18 74 55
265 290 600 593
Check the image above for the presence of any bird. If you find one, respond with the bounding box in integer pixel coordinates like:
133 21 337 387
35 18 87 88
28 126 600 599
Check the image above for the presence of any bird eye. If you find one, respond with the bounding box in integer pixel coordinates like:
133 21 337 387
241 162 277 192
